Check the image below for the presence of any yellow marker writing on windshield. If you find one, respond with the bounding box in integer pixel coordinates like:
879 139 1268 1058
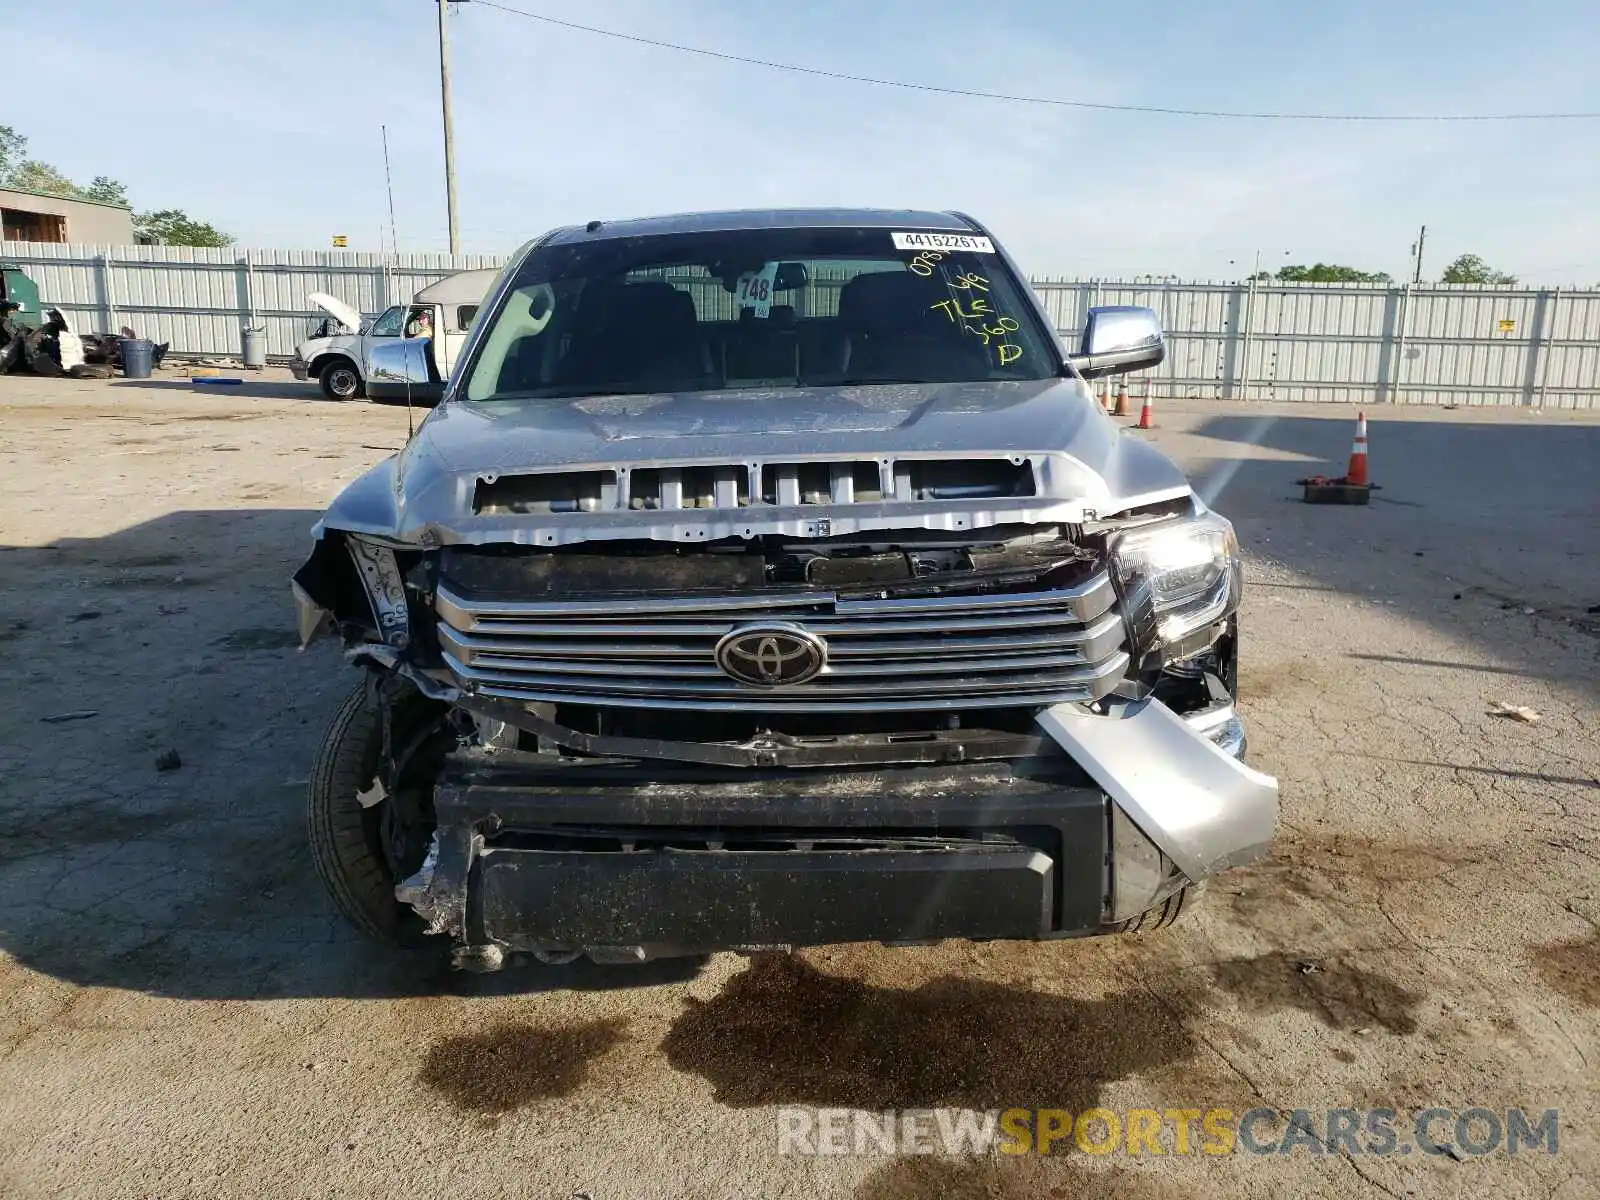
931 298 992 323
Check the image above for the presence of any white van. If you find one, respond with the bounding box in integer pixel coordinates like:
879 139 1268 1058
289 267 497 401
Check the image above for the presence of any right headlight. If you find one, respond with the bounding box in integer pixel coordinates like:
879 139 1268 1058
1110 508 1242 665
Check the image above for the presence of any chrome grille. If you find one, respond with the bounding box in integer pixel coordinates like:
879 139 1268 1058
434 573 1129 713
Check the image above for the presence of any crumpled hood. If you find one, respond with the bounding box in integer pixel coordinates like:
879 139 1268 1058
316 378 1192 546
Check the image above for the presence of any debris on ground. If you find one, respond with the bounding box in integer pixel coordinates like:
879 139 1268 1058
41 710 100 724
1488 701 1541 724
3 301 168 378
154 749 183 771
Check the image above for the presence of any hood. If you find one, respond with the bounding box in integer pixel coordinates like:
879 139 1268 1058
317 379 1193 547
307 292 363 334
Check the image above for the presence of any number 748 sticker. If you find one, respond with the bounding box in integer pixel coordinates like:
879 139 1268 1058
734 262 779 318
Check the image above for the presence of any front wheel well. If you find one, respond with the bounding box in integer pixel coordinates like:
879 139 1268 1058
309 352 362 380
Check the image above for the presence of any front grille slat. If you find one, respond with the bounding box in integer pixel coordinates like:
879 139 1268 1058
434 571 1128 712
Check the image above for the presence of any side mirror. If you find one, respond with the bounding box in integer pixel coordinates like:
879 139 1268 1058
1067 305 1164 379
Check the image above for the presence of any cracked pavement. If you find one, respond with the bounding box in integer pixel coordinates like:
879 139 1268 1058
0 374 1595 1198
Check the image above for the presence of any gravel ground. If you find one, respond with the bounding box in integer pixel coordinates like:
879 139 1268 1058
0 371 1595 1199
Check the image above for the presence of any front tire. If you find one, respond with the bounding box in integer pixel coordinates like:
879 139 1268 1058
1113 882 1204 933
318 358 364 401
306 680 443 946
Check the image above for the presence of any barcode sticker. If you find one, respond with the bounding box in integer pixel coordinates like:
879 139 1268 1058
891 231 995 253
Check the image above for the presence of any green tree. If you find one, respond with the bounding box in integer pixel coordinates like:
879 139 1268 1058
1277 263 1392 283
0 125 25 180
81 176 131 207
5 159 81 198
2 125 226 244
134 209 233 248
1440 253 1516 285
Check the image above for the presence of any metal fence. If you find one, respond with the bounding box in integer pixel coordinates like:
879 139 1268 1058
3 242 1596 409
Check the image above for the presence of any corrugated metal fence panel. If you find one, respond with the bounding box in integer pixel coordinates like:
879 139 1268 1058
2 244 1595 408
0 243 499 358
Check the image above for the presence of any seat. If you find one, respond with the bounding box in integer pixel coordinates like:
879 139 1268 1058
726 304 799 382
554 280 711 391
836 270 991 382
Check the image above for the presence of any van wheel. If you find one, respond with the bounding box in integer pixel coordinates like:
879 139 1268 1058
318 358 364 400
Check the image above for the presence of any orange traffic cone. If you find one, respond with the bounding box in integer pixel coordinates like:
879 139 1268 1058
1099 383 1110 411
1113 383 1129 417
1136 387 1155 429
1344 412 1369 486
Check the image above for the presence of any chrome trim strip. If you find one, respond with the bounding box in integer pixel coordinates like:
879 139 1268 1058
1036 697 1277 879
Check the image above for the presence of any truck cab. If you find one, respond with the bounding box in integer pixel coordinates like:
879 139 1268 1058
289 267 495 401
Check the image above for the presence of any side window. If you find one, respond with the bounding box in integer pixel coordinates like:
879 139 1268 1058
457 304 478 329
404 306 435 338
368 306 404 337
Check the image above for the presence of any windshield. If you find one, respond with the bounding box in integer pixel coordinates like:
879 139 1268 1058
368 306 404 337
462 226 1059 401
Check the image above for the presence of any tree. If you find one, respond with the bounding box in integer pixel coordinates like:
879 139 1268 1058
1440 253 1516 285
0 125 24 180
4 159 81 198
1277 263 1392 283
134 209 232 248
81 176 131 207
1 125 227 244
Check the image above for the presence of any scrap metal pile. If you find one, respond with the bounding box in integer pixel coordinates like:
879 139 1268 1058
0 303 167 379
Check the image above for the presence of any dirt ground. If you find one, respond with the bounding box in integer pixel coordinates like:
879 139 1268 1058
0 370 1596 1199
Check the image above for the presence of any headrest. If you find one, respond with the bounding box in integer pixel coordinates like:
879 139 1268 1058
837 270 945 333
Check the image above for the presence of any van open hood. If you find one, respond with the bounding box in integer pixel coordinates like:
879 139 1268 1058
307 292 363 334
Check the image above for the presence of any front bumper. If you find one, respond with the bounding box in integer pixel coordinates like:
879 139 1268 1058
402 701 1276 964
289 355 310 380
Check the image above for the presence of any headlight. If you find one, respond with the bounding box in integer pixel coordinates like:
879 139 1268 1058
1110 509 1241 664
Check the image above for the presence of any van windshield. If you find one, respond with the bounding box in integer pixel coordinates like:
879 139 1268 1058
462 226 1058 401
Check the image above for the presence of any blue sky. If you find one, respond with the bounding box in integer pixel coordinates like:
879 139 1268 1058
11 0 1600 282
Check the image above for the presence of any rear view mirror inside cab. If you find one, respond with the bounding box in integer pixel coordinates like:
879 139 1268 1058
773 262 809 292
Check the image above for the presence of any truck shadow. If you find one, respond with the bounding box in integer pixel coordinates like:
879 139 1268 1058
0 506 702 1001
108 377 319 401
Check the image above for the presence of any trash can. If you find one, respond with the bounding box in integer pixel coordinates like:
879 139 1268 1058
241 326 266 369
120 338 155 379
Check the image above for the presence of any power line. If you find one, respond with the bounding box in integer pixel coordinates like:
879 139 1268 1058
471 1 1600 123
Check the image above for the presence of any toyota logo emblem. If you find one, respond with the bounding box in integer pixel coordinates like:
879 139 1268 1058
714 623 827 687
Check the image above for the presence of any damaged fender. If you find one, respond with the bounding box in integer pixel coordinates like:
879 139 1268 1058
1036 697 1277 880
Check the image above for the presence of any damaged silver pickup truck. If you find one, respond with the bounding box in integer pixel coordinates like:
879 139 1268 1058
293 208 1277 970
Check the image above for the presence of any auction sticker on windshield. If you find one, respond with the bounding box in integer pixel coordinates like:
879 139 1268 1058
891 231 995 253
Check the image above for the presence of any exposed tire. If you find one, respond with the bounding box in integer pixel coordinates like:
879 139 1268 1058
306 680 442 947
318 358 364 401
1113 882 1204 934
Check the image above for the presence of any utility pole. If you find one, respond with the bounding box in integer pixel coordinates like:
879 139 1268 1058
437 0 461 255
1411 224 1427 284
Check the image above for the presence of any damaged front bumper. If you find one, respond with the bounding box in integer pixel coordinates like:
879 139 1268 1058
289 355 310 381
396 693 1276 967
